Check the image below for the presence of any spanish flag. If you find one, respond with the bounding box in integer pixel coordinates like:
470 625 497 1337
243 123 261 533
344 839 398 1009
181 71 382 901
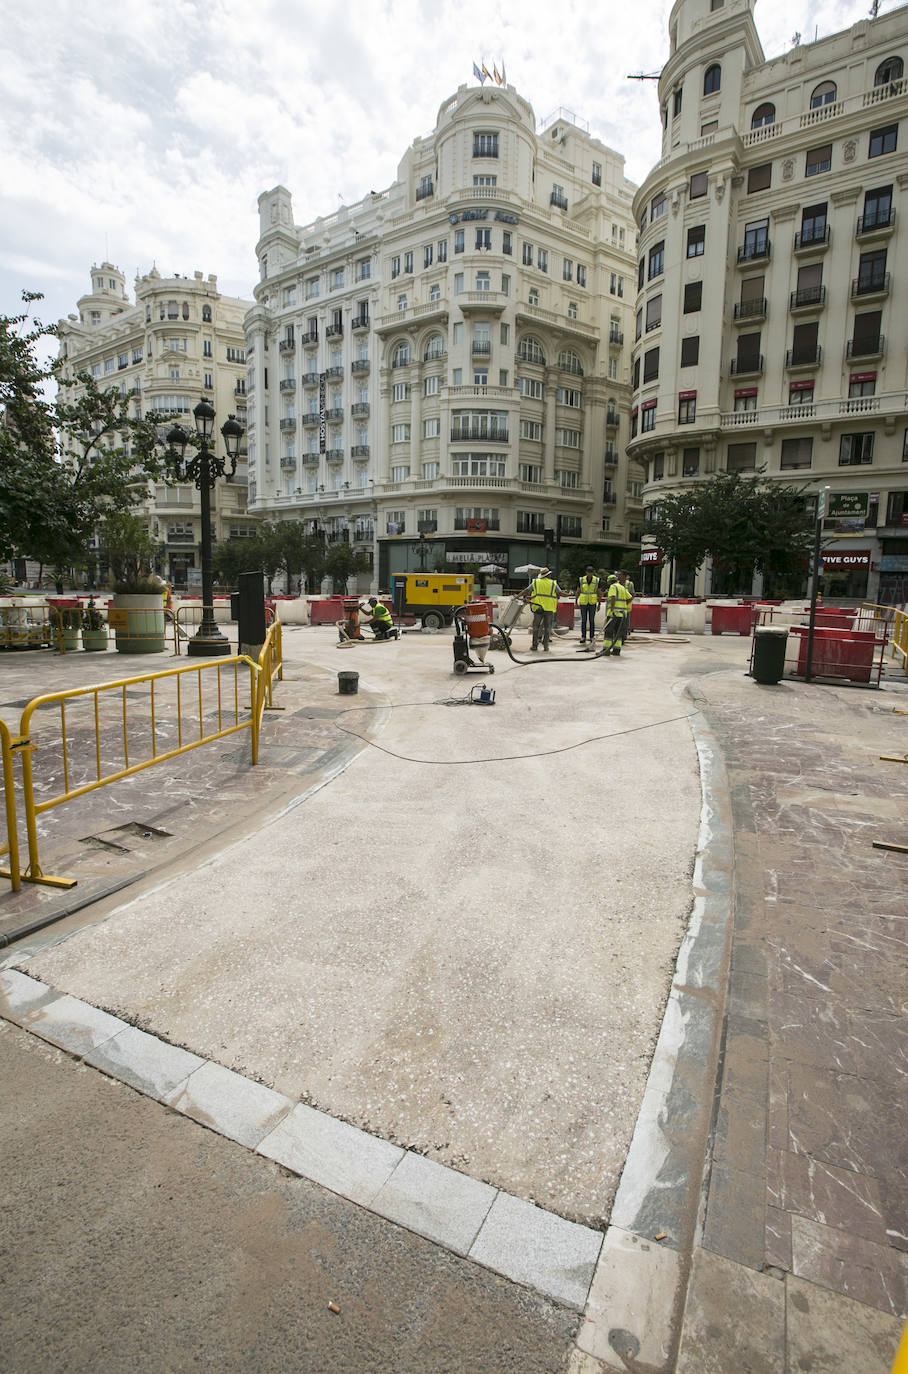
482 62 493 82
493 65 503 85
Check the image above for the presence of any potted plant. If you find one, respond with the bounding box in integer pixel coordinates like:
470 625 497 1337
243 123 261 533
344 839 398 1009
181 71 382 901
60 605 81 652
102 512 167 654
81 599 108 652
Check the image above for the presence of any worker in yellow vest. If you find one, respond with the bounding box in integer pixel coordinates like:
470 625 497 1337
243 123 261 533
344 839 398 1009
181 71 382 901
604 571 633 656
359 596 398 640
575 566 600 647
521 568 563 651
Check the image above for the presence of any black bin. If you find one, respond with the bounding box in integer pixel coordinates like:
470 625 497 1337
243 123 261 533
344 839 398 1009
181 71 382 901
230 592 240 621
752 626 788 684
337 671 359 695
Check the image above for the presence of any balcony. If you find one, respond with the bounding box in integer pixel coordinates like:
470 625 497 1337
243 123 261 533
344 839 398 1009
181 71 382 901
415 181 434 201
846 334 884 359
234 383 246 396
326 324 343 339
351 358 370 373
550 191 569 211
851 271 890 299
351 444 370 457
300 329 318 345
279 378 296 391
736 239 771 264
459 291 507 314
451 428 508 444
280 457 296 469
602 493 617 507
301 372 319 386
608 328 624 346
605 410 619 427
729 355 764 376
733 297 767 322
278 338 295 352
351 402 370 417
790 285 826 311
794 226 830 253
603 448 618 466
325 366 344 380
325 408 344 421
471 340 491 357
351 314 370 331
785 346 822 369
301 413 320 427
279 417 296 430
856 207 895 238
166 533 196 544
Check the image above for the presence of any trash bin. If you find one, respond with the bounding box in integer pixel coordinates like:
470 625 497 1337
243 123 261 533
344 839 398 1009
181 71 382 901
337 670 359 695
230 592 240 620
752 626 788 684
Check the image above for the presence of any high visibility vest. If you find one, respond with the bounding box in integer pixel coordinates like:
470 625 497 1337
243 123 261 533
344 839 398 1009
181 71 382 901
531 577 558 612
577 576 599 605
370 601 392 625
608 583 633 617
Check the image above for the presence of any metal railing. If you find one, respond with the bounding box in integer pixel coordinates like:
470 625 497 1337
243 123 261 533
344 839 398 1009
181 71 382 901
0 621 283 891
860 603 907 674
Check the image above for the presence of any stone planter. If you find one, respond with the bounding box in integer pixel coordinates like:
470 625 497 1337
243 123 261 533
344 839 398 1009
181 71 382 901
82 629 109 652
111 593 166 654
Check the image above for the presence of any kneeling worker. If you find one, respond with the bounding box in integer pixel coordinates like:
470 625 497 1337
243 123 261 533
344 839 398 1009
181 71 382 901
360 596 398 640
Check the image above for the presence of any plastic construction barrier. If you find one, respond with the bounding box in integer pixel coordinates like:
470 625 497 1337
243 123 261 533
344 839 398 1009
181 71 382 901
630 601 662 632
710 603 753 636
556 599 575 628
791 626 879 685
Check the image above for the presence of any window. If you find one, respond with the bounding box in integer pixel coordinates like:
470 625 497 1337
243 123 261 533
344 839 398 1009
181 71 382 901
451 410 507 441
806 143 832 176
751 102 775 129
283 285 297 307
869 124 897 158
673 87 683 117
780 437 813 469
632 357 641 389
424 375 439 396
643 347 659 382
690 171 708 199
522 242 533 266
687 225 706 258
475 228 491 251
839 433 874 465
387 511 406 534
518 336 546 365
454 230 465 254
747 162 772 193
438 240 447 263
555 427 581 448
703 63 721 95
555 469 579 488
800 202 828 245
862 185 893 230
727 442 757 473
608 357 618 380
648 240 665 279
422 463 439 480
452 368 462 385
452 454 506 477
874 57 903 86
735 332 762 373
391 342 410 367
423 418 440 439
203 338 213 358
473 131 499 157
641 405 656 433
788 382 814 406
305 275 320 298
556 387 581 407
397 294 407 312
680 336 700 367
454 273 464 294
519 462 543 482
851 309 883 355
357 258 371 280
810 81 837 109
424 333 445 360
424 244 433 268
520 420 543 441
635 308 643 340
476 270 491 292
558 349 584 376
473 174 497 187
391 424 411 443
499 369 509 386
610 273 623 297
333 268 345 289
682 447 701 477
392 382 410 402
499 323 510 345
592 161 602 186
501 274 510 297
857 248 887 293
646 295 662 331
651 192 666 221
502 231 512 255
577 265 586 287
537 248 548 273
743 218 769 257
678 395 697 424
849 374 876 398
104 358 114 374
517 511 545 534
91 362 100 377
204 372 213 390
429 283 441 302
518 376 543 399
701 119 719 135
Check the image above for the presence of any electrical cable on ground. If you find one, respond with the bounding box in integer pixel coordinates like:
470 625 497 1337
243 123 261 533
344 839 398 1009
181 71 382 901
333 700 701 765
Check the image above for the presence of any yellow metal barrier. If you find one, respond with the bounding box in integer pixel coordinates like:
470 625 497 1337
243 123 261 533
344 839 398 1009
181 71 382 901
891 609 907 674
860 602 908 674
0 601 57 652
253 619 284 756
173 599 233 655
0 719 23 891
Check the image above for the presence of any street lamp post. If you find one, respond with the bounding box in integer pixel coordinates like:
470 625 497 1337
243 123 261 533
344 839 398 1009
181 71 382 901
166 398 245 658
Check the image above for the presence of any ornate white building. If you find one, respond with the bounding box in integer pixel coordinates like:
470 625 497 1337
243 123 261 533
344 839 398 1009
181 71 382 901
245 83 641 587
629 0 908 602
57 265 257 586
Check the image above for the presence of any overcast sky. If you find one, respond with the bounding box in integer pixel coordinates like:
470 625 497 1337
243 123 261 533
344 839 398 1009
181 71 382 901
0 0 886 340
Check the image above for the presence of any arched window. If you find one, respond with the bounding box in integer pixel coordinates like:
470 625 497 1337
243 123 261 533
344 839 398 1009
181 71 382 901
202 305 212 322
391 341 410 368
874 56 904 86
182 302 189 320
424 332 445 360
751 102 775 129
810 80 837 109
518 336 546 365
703 64 721 96
558 348 584 376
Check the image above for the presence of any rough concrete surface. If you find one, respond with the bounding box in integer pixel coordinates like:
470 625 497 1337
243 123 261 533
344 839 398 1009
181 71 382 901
0 1018 579 1374
19 626 707 1226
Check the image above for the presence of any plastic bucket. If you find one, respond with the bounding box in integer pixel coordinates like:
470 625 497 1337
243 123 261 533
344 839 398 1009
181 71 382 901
337 671 359 695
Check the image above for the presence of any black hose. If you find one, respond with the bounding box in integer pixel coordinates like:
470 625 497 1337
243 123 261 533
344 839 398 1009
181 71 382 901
490 619 612 666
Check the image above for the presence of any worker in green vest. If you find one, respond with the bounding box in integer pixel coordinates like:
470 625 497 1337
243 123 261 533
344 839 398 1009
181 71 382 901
603 571 633 655
359 596 398 640
521 568 563 651
575 566 600 647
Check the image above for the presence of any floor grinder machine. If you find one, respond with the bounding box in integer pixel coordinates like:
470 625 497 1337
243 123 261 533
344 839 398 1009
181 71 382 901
452 601 495 675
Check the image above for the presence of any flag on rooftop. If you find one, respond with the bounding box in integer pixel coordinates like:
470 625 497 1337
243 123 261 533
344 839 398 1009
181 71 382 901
473 61 486 84
493 64 503 85
482 62 493 82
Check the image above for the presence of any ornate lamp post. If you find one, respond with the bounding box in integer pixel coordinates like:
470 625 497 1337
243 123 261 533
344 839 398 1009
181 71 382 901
166 398 245 658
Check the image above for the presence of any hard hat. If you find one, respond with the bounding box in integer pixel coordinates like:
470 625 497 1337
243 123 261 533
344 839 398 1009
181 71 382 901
368 596 378 604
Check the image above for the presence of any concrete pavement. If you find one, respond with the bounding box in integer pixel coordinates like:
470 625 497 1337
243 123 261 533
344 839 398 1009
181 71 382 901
1 621 906 1371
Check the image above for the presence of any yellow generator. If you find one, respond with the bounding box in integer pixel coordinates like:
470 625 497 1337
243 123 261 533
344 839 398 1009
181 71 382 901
391 573 475 629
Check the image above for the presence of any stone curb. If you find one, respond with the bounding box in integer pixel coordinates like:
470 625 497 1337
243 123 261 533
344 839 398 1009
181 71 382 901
0 966 602 1312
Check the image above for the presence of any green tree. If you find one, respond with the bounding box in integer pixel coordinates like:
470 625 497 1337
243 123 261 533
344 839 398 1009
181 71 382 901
645 471 814 594
325 542 370 593
100 511 159 589
213 537 265 588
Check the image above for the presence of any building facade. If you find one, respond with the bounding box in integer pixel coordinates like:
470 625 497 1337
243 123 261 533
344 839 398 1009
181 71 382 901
57 265 257 587
630 0 908 602
246 83 641 587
